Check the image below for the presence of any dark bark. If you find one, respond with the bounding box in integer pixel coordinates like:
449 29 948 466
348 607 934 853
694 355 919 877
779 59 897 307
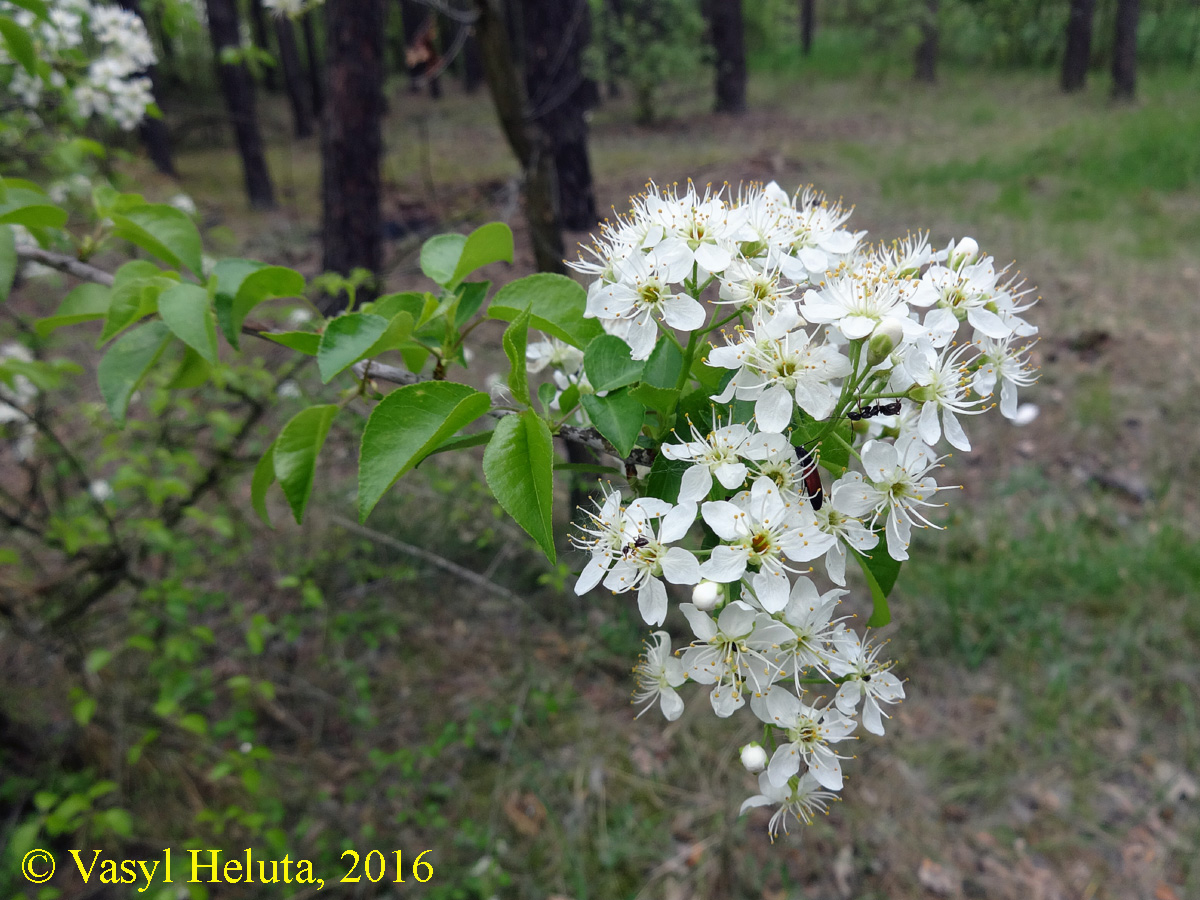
320 0 385 309
247 0 279 90
472 0 565 274
708 0 747 113
800 0 815 55
1061 0 1096 92
914 0 938 83
275 16 314 138
1111 0 1140 99
603 0 624 98
462 28 485 92
523 0 599 230
115 0 177 177
204 0 275 208
301 9 325 114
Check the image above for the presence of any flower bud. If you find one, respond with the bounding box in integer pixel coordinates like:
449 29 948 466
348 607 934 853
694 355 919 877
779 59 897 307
866 319 903 367
950 236 979 269
740 742 768 773
691 580 720 612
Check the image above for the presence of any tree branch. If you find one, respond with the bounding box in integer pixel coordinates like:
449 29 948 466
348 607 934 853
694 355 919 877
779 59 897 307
16 247 115 286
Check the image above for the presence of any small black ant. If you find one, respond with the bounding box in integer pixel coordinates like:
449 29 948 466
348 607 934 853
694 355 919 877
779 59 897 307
793 445 824 511
622 535 650 557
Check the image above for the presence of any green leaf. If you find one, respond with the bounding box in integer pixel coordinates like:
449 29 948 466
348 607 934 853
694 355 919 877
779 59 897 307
97 321 173 425
419 233 467 286
109 204 203 276
358 382 492 520
362 311 413 357
487 273 602 349
502 305 531 405
450 223 513 287
423 428 494 460
273 405 338 524
263 330 320 355
645 452 690 504
483 411 556 563
219 265 305 348
166 346 210 389
629 382 679 417
157 283 218 364
100 261 176 343
251 439 277 526
453 281 490 327
580 388 645 457
792 419 853 477
583 334 642 392
537 380 557 414
36 283 111 337
317 313 388 382
854 541 903 628
8 0 49 19
641 336 684 389
0 183 67 228
0 225 15 301
0 16 36 75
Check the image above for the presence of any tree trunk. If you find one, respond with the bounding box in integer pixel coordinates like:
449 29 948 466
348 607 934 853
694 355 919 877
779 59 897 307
708 0 747 113
800 0 815 55
247 0 279 90
321 0 385 310
204 0 275 208
604 0 624 98
1111 0 1139 99
1061 0 1096 92
462 28 485 92
472 0 565 274
116 0 177 177
301 9 325 114
275 16 314 138
914 0 938 83
523 0 599 230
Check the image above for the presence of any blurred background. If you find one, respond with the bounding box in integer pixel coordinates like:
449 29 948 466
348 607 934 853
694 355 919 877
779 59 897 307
2 0 1199 897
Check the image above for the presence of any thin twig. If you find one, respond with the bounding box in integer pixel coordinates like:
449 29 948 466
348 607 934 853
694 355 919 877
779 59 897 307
16 247 115 286
329 514 527 606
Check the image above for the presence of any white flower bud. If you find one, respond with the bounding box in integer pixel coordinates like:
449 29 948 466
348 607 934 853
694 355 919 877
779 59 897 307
867 319 904 367
740 742 767 773
691 580 720 611
950 236 979 269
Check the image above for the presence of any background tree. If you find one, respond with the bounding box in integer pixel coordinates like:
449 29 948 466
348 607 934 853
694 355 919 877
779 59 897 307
800 0 815 56
1111 0 1140 99
914 0 939 83
302 7 325 113
204 0 276 208
1062 0 1097 92
522 0 599 230
116 0 178 177
707 0 747 113
247 0 280 90
321 0 386 307
472 0 565 273
275 14 315 138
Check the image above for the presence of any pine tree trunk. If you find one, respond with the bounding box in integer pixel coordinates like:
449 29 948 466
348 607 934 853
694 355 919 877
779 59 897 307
800 0 815 55
301 10 325 114
115 0 177 177
709 0 747 113
1061 0 1096 92
321 0 385 309
1111 0 1140 99
523 0 598 230
472 0 565 274
914 0 939 83
204 0 275 208
275 16 314 138
248 0 279 90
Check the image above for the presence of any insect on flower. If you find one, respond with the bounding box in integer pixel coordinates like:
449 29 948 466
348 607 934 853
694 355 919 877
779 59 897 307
794 445 824 511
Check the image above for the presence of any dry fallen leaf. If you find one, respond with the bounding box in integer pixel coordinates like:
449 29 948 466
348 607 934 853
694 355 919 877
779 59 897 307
917 858 961 897
503 791 547 837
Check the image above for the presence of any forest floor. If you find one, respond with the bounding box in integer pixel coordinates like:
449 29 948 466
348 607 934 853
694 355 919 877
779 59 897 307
62 62 1200 899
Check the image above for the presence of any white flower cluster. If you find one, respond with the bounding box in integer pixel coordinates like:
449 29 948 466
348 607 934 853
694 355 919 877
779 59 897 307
1 0 157 131
550 181 1040 839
